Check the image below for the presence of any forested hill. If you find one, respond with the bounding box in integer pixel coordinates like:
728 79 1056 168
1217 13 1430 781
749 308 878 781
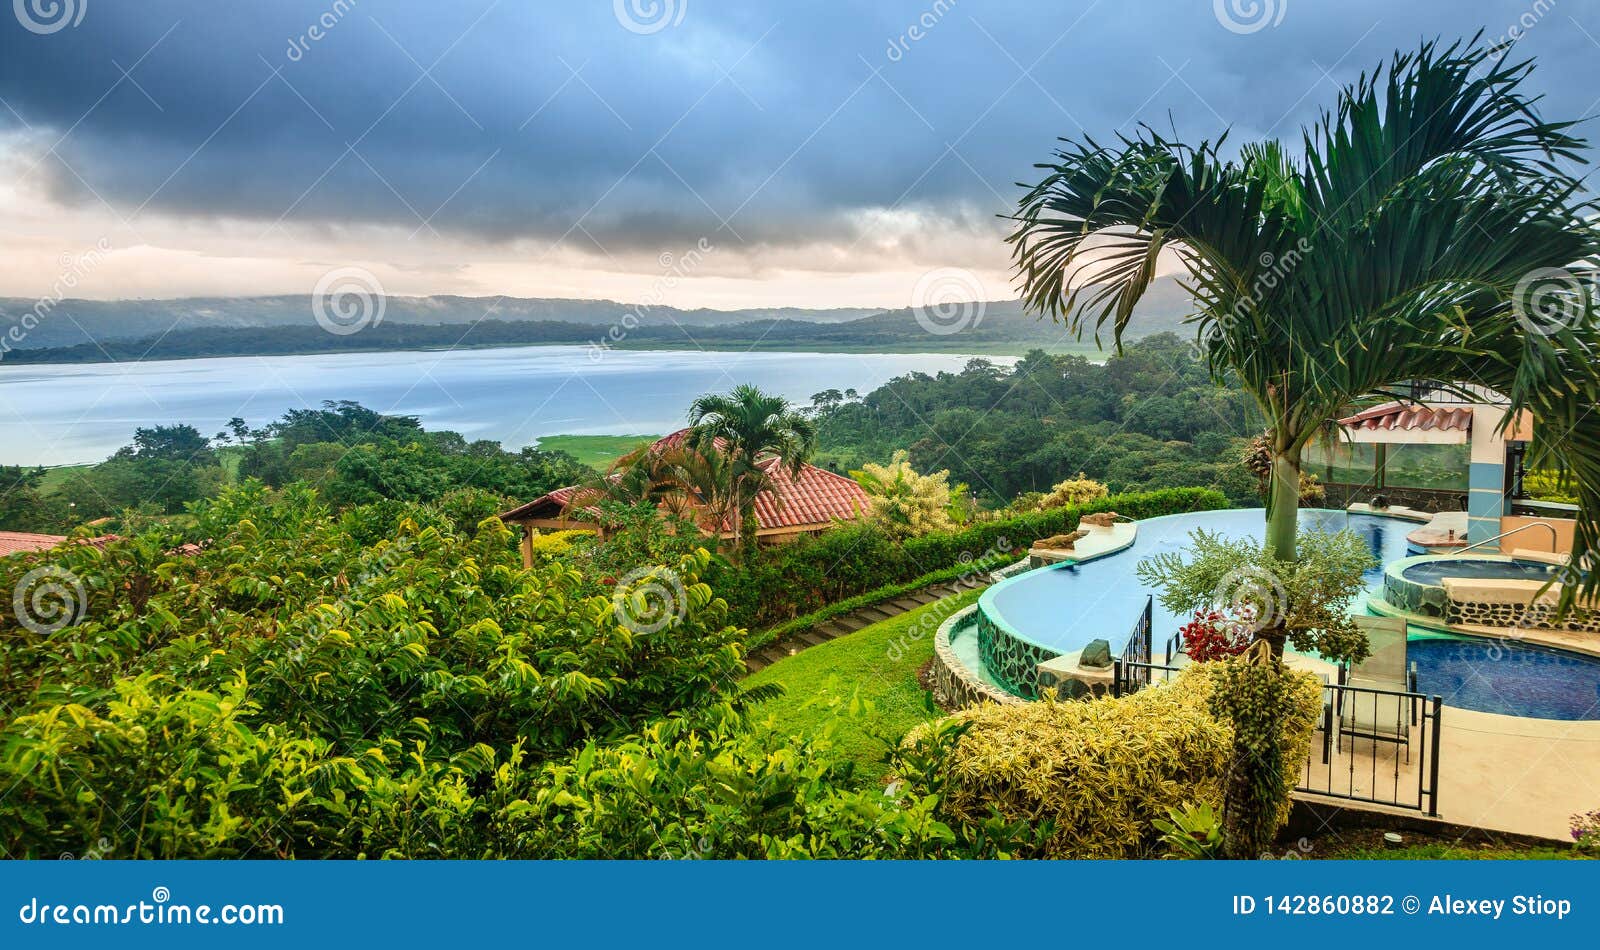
1 289 1198 364
0 276 1197 360
808 333 1260 505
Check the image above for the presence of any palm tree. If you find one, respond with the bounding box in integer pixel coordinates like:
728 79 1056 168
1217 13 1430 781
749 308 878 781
562 441 734 538
687 384 818 559
1008 37 1600 637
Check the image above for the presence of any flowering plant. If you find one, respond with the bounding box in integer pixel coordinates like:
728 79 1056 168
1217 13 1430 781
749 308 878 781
1178 607 1254 662
1572 809 1600 851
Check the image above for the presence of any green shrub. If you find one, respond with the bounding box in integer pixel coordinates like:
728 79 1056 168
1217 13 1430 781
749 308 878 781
1201 648 1325 858
920 667 1232 858
715 487 1228 630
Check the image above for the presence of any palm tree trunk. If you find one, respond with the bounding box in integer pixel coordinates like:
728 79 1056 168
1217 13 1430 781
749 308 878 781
1266 450 1301 563
1260 449 1302 660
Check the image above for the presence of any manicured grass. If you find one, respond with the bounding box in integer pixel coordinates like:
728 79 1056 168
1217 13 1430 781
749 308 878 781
742 588 982 782
1325 843 1586 860
534 434 658 469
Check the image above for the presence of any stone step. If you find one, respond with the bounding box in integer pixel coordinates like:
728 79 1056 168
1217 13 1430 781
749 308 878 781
889 597 926 612
833 614 870 631
816 622 855 640
906 591 942 605
857 607 897 623
795 630 831 648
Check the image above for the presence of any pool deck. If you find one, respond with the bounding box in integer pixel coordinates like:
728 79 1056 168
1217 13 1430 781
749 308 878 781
1300 706 1600 841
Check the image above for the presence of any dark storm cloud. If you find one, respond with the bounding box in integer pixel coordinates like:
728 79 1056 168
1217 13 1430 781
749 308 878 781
2 0 1596 252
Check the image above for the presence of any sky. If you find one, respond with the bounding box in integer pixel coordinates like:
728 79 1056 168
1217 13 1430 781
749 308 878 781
1 0 1598 309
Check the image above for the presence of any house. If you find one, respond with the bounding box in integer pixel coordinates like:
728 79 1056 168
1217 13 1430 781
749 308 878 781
0 531 116 557
500 429 871 566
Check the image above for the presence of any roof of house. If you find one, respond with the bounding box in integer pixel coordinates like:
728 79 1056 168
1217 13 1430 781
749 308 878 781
500 429 869 534
0 531 118 557
1337 400 1473 435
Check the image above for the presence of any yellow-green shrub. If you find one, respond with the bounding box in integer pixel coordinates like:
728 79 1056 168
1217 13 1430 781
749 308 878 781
926 668 1231 858
526 529 589 557
923 657 1323 859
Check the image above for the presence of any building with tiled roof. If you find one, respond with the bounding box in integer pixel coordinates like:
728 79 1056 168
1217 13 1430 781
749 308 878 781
500 430 870 563
0 531 117 557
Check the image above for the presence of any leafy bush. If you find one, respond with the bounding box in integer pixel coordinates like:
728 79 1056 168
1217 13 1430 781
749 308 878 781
717 487 1229 630
1571 809 1600 852
1202 646 1325 858
1037 473 1109 509
853 450 957 539
918 667 1232 858
0 484 754 858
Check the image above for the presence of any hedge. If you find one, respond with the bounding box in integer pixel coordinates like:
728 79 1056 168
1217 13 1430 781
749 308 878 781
714 487 1230 632
925 665 1232 858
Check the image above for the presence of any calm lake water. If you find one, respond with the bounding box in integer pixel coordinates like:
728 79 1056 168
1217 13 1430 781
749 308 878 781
0 346 1011 466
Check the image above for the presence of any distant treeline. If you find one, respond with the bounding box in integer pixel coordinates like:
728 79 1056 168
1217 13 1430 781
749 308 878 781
0 309 1148 364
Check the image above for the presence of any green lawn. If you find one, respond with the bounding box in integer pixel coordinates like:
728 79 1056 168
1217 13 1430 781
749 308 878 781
534 434 658 469
742 588 982 782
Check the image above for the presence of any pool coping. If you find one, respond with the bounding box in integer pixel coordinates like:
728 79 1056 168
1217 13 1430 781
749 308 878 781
931 603 1025 709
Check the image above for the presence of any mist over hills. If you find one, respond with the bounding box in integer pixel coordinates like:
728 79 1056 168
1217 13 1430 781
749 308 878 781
0 276 1198 360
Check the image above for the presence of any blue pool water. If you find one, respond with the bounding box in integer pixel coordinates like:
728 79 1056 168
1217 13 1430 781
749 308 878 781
1401 558 1560 585
980 508 1409 658
1410 638 1600 721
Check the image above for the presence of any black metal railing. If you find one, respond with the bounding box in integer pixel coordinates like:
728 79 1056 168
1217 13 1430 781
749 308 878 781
1304 681 1443 816
1116 596 1154 694
1111 659 1444 817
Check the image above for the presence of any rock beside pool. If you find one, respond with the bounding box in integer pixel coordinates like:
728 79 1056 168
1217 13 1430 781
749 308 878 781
1079 638 1113 668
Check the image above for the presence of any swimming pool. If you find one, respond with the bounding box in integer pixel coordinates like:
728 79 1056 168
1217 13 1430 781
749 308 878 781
975 508 1411 696
1401 558 1560 585
1409 637 1600 720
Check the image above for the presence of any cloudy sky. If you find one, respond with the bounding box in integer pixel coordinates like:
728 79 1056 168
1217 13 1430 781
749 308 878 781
1 0 1598 309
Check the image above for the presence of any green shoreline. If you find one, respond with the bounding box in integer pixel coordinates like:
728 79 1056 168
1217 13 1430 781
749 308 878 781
1 338 1108 368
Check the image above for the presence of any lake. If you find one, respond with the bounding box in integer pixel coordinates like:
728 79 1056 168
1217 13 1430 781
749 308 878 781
0 346 1012 466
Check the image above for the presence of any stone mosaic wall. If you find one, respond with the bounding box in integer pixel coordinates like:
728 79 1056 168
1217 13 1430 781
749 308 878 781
1445 598 1600 633
976 606 1060 699
932 608 1023 710
1384 574 1450 618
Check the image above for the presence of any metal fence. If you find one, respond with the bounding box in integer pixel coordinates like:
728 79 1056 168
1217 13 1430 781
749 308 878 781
1112 659 1443 816
1116 596 1153 693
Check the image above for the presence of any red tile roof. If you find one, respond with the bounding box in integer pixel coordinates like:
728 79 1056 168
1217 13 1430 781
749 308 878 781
501 429 869 534
1338 401 1472 434
0 531 118 557
0 531 68 557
